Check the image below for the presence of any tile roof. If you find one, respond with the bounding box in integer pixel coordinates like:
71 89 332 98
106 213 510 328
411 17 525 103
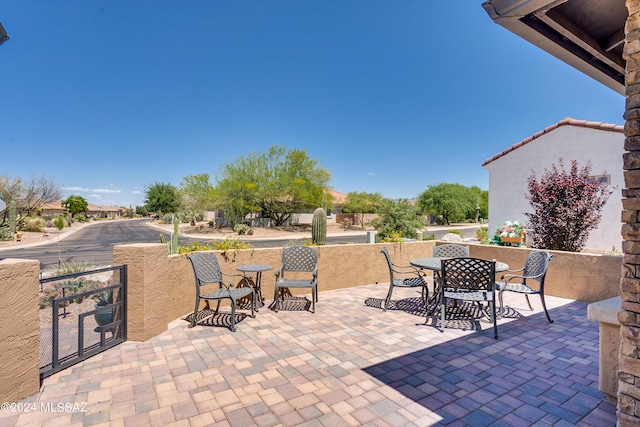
481 117 624 167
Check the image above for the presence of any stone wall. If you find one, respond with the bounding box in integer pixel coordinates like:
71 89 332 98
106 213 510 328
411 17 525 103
619 1 640 423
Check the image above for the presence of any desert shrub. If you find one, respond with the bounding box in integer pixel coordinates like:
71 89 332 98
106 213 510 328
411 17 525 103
368 199 426 241
208 220 215 228
74 214 88 223
423 234 436 241
526 158 613 252
0 228 13 241
234 223 252 235
448 229 462 236
55 260 94 275
378 231 403 243
475 226 489 242
23 217 46 232
177 242 215 254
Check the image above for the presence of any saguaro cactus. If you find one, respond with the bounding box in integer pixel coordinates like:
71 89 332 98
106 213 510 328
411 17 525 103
9 201 16 233
171 216 179 254
312 207 327 245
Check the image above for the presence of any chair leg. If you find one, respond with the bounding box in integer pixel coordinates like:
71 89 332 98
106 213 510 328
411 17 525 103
250 290 256 318
498 289 505 319
384 284 394 311
440 294 446 333
491 300 498 339
539 293 553 323
190 295 200 328
273 286 279 312
214 299 221 314
524 294 533 311
229 300 237 332
310 286 315 313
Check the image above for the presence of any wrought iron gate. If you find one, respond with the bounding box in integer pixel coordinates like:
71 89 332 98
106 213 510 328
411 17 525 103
39 265 127 381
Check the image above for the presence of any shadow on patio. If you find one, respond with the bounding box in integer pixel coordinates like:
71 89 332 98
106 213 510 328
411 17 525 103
0 283 616 426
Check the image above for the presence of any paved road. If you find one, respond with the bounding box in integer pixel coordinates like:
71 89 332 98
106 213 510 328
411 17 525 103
0 219 480 271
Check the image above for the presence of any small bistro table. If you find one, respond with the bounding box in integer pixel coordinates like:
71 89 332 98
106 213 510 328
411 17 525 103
236 264 272 304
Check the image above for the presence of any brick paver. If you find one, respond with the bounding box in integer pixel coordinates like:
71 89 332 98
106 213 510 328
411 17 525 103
0 283 616 426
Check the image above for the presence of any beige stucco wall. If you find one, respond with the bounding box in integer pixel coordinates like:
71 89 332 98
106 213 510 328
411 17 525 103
161 241 620 324
464 243 621 302
0 259 40 403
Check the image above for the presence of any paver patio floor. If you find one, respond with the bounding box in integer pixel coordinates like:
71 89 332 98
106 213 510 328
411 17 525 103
1 283 616 426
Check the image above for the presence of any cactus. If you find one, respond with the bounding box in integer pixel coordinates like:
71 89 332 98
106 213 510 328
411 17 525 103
171 217 179 254
311 207 327 245
9 200 16 233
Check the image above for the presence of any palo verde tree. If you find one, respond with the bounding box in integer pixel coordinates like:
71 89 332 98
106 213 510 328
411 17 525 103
342 191 384 228
144 182 181 216
525 158 613 252
416 183 479 225
62 195 88 218
179 173 217 225
214 145 331 226
367 198 426 241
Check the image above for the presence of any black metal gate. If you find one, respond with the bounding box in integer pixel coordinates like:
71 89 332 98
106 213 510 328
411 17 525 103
39 265 127 381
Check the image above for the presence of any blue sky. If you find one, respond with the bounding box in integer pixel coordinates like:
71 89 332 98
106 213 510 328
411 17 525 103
0 1 624 208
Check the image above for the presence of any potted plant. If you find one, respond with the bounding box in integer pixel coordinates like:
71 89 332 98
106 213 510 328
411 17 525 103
495 220 525 243
92 288 113 327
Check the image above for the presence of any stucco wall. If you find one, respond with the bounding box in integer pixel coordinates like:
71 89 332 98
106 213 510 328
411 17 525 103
484 125 624 252
0 259 40 403
162 241 620 324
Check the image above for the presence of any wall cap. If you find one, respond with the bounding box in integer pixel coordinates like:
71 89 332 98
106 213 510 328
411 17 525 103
587 296 621 325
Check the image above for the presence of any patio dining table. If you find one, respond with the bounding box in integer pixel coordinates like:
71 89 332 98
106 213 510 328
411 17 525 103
410 257 509 312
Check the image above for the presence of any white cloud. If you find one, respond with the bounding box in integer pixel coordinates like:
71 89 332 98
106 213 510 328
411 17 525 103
62 186 90 192
131 190 142 194
92 188 121 194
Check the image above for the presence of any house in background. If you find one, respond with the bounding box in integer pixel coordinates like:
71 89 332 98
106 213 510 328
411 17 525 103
40 202 123 218
482 117 624 252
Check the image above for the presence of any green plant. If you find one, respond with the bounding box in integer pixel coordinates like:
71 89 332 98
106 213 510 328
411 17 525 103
495 220 524 239
311 207 327 245
378 231 403 243
475 226 488 241
171 218 179 255
22 217 46 232
212 237 254 262
92 288 113 306
448 229 462 236
177 242 215 254
234 223 252 235
55 260 93 275
0 228 12 241
423 234 436 241
74 214 88 223
53 215 65 231
208 220 215 228
368 199 426 241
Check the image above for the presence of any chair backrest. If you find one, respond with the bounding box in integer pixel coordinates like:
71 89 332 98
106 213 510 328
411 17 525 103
433 244 470 258
188 252 223 286
441 257 496 292
523 250 555 286
380 247 395 283
281 246 318 273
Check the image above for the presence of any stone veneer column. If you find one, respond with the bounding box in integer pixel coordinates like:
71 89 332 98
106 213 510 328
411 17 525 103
113 243 169 342
620 1 640 425
0 259 40 402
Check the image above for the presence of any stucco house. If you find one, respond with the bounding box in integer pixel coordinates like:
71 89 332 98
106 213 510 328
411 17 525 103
482 117 624 252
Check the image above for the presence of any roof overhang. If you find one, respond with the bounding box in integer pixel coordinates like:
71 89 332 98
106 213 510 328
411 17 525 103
482 0 626 95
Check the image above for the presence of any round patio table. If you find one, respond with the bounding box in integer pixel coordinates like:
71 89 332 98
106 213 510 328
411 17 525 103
236 264 272 304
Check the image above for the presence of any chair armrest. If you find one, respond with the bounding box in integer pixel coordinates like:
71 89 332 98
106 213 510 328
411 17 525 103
274 268 282 280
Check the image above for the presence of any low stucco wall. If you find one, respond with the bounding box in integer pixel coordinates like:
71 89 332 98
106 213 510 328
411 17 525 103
0 259 40 403
162 241 620 325
165 241 438 324
462 243 622 302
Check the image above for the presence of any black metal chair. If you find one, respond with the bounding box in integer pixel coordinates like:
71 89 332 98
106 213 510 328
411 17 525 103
380 247 428 311
433 244 470 258
187 252 256 332
439 257 498 339
273 246 318 313
497 250 555 323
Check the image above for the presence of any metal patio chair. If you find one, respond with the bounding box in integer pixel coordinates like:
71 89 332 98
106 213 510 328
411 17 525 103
433 244 470 258
439 257 498 339
273 245 318 313
380 247 428 311
187 252 256 332
497 250 555 323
